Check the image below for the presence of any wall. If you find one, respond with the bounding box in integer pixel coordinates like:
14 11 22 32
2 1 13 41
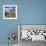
0 0 21 44
0 0 46 44
20 0 46 24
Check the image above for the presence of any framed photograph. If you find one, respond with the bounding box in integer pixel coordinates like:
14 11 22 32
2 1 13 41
3 5 17 19
18 24 46 42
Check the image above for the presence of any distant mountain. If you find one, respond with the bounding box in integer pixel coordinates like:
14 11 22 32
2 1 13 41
5 7 15 13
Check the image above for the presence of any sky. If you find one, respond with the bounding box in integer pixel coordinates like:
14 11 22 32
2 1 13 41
5 7 15 13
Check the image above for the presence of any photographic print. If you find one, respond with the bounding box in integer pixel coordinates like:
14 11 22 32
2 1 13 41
18 25 46 41
3 5 17 19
